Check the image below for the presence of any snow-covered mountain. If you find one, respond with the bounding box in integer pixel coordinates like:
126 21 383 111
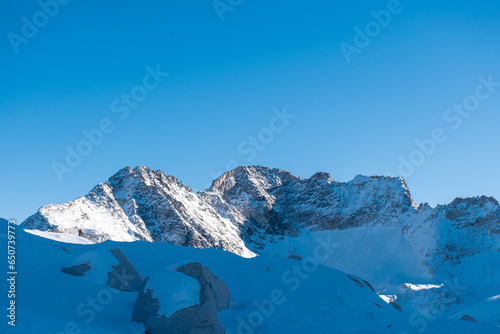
20 165 420 250
23 166 255 257
22 165 499 264
21 165 500 322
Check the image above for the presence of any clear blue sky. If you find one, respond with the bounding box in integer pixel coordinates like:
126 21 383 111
2 0 500 222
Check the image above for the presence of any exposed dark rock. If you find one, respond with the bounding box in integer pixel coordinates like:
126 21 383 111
362 280 376 292
131 277 160 325
57 245 69 253
389 301 402 312
460 314 478 322
61 262 91 276
347 275 364 288
107 248 143 291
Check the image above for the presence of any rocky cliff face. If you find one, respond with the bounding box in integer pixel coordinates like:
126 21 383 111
202 166 417 248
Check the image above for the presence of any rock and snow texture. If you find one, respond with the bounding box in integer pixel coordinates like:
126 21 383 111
23 166 255 258
204 166 416 248
133 271 200 319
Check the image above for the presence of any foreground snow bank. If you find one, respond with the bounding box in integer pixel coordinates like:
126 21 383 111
25 229 95 244
1 230 499 333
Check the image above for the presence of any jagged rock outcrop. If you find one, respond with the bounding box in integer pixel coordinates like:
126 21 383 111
460 314 478 322
177 262 230 311
107 248 143 292
132 263 229 334
61 262 91 276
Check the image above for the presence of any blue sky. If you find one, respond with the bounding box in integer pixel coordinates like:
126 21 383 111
1 0 500 222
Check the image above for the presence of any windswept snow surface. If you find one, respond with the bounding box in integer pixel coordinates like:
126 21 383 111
24 229 95 244
1 231 499 333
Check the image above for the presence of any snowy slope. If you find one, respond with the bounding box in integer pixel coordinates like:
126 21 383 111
3 231 499 333
450 294 500 327
260 224 500 318
24 229 95 244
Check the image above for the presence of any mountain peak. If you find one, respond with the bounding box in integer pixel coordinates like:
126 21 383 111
449 195 499 208
309 171 332 182
209 165 296 192
107 165 181 190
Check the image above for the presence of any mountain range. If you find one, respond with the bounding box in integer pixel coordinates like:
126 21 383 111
20 165 500 322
